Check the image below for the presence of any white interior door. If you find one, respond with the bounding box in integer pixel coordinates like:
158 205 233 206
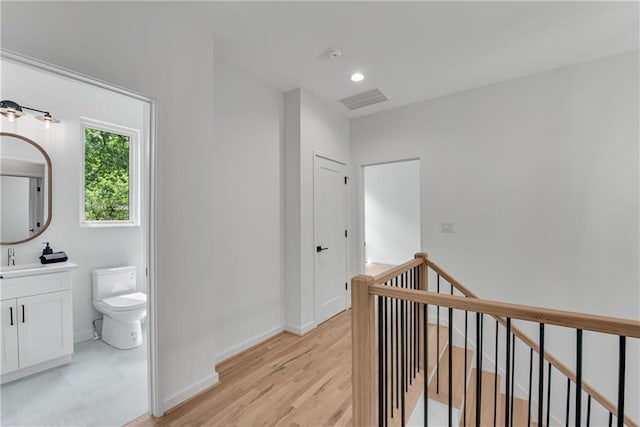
314 155 348 324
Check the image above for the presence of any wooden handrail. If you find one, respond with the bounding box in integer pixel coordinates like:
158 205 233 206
425 258 639 427
369 286 640 340
370 257 423 285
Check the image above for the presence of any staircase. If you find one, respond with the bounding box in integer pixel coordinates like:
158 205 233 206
352 253 640 427
402 323 535 427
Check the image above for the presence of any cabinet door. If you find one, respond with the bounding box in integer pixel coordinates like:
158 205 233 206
1 299 19 374
17 291 73 369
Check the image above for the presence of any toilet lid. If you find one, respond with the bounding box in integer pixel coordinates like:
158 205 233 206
102 292 147 311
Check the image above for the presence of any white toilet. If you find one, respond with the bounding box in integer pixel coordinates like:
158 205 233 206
92 266 147 350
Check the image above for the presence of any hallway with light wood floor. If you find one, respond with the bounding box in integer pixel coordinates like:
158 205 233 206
129 310 354 427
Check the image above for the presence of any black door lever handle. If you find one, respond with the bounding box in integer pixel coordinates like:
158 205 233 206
316 246 329 253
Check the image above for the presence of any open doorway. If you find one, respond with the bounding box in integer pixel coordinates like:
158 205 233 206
363 159 420 276
0 53 156 425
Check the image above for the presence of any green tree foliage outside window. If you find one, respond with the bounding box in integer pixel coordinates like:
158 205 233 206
84 128 130 221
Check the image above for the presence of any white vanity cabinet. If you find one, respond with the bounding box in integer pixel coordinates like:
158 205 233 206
0 262 77 383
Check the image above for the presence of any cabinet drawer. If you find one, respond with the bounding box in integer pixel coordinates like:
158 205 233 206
1 272 71 300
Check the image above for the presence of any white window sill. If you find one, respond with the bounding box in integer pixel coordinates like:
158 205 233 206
80 221 140 228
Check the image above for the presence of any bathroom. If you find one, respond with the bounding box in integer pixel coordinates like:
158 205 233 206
1 56 151 425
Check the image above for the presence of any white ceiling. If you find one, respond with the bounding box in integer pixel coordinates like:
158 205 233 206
187 1 638 118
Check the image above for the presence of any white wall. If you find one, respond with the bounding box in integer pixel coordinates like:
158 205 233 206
351 51 639 421
211 56 284 362
364 160 420 265
1 2 218 412
284 89 350 333
1 60 146 344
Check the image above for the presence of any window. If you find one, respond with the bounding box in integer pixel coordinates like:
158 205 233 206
81 119 139 227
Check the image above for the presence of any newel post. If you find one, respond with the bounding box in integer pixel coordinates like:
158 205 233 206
415 252 429 373
352 274 376 426
415 252 429 292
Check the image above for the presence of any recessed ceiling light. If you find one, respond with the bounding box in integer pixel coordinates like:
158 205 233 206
350 72 365 82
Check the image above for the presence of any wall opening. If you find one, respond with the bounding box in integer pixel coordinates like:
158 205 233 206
363 159 420 271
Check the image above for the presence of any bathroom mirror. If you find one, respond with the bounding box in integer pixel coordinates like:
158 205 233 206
1 132 52 245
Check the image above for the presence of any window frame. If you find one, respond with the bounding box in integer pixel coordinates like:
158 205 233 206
79 118 140 228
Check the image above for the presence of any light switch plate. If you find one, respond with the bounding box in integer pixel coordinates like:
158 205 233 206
441 221 455 233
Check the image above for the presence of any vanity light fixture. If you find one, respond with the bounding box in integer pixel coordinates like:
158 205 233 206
350 72 365 82
0 99 60 128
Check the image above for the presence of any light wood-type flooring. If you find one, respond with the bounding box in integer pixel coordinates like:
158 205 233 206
129 304 533 427
130 311 354 427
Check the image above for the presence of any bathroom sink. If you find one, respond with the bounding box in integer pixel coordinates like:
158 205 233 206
0 262 78 279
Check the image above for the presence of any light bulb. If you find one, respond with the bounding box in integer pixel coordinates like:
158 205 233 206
44 118 51 130
350 72 365 82
7 111 15 122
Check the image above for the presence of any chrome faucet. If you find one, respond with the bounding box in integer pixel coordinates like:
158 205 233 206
7 248 15 266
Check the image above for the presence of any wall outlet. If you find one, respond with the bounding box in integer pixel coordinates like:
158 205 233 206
441 221 455 233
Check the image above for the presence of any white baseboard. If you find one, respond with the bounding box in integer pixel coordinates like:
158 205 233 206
284 320 316 336
162 372 219 413
215 326 283 364
74 329 95 343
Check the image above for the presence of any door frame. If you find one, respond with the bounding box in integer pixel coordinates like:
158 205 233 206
360 157 422 271
2 49 161 417
313 152 349 324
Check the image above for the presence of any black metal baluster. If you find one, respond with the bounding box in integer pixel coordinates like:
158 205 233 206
608 412 613 427
475 313 482 427
538 323 545 427
617 336 625 427
527 347 533 427
565 378 571 427
391 283 395 416
505 318 511 427
510 335 516 427
547 362 552 427
384 295 388 426
415 268 419 377
424 303 429 427
493 320 498 427
448 282 453 427
405 272 409 393
576 329 583 427
401 281 406 427
409 269 417 378
464 310 468 427
379 295 384 427
448 306 453 427
410 271 414 383
389 284 397 418
396 278 400 410
586 395 591 427
437 274 441 393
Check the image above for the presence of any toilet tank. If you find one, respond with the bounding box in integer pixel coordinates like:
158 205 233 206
92 266 137 301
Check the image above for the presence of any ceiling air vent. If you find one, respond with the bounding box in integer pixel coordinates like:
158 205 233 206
340 88 388 110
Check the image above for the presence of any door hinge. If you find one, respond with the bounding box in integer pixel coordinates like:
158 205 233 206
145 267 148 277
37 187 41 192
344 176 349 185
345 282 348 290
345 229 348 238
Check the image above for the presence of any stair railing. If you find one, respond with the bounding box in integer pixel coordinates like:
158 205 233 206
352 253 640 427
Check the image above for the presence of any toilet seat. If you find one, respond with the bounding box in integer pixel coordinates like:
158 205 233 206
101 292 146 311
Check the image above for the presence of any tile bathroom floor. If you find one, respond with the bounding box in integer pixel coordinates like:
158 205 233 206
1 333 147 426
